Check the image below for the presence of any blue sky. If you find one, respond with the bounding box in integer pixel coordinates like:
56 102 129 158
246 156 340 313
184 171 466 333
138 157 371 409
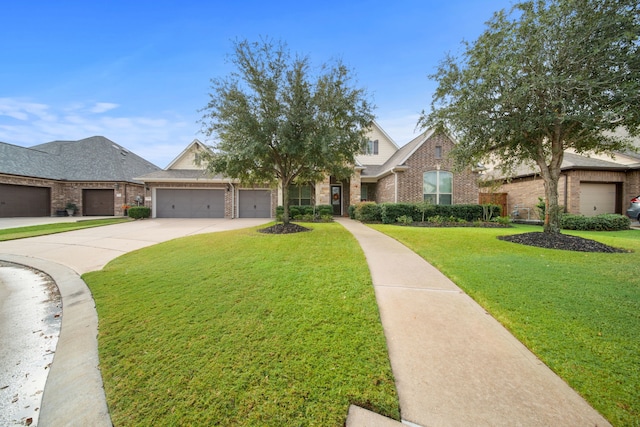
0 0 514 168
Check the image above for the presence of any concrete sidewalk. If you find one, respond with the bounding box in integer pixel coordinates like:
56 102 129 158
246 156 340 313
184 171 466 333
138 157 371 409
337 218 611 427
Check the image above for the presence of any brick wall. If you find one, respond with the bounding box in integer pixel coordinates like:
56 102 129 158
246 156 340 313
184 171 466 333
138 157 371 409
499 169 629 219
0 174 144 216
390 132 479 204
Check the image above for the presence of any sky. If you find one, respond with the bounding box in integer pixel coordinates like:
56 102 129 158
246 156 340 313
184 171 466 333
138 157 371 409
0 0 515 168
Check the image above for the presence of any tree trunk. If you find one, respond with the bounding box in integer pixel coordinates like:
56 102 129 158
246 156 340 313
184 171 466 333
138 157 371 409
543 176 561 234
281 180 290 225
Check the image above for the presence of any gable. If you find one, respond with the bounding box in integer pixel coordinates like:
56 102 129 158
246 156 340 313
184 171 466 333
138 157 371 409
166 139 209 170
354 121 399 166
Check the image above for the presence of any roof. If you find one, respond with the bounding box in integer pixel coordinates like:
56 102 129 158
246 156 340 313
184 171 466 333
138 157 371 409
361 128 437 178
136 169 231 183
0 136 160 183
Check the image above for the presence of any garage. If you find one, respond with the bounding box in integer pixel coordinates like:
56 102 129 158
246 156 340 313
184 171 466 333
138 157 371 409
83 189 115 216
0 184 50 217
156 189 225 218
238 190 271 218
579 183 618 216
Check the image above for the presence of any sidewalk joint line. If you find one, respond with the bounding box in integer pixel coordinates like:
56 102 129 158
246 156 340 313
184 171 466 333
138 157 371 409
374 284 460 293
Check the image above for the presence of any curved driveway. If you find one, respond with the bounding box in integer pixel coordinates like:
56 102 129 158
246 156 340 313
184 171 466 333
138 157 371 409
0 218 270 426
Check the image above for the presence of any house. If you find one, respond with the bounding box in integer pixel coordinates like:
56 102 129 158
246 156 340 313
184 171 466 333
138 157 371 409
487 141 640 220
0 136 160 217
137 122 482 218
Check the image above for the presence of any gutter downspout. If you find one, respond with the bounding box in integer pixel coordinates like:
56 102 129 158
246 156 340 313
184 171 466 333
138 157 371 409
392 169 399 203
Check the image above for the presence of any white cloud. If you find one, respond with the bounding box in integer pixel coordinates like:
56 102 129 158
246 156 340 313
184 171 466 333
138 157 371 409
0 97 199 167
90 102 119 113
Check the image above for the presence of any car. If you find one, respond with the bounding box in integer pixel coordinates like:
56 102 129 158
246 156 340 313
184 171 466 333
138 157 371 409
625 196 640 221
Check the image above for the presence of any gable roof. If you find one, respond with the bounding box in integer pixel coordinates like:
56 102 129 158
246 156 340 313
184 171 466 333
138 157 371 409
0 136 160 183
361 128 439 179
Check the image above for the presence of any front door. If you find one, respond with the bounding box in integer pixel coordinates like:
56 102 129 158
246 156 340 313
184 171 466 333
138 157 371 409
331 185 341 215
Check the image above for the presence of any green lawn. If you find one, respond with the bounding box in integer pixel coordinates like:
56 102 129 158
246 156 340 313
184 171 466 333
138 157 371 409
370 223 640 427
0 218 131 241
84 223 399 426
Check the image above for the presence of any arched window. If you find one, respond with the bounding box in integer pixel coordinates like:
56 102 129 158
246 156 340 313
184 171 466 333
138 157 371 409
423 171 453 205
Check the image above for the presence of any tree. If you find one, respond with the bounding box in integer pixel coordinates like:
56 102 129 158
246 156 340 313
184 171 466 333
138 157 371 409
199 39 374 224
421 0 640 234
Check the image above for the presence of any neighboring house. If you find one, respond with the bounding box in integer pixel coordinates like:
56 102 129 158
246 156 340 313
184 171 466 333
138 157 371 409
488 143 640 220
0 136 160 217
135 139 276 219
137 122 482 218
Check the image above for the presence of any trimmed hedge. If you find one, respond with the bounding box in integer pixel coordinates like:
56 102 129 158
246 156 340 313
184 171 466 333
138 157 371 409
380 203 416 224
276 205 333 220
353 202 382 222
561 213 630 231
351 202 500 224
128 206 151 219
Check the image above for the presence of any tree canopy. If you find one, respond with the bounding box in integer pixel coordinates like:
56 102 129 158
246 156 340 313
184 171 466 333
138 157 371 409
421 0 640 233
199 39 374 223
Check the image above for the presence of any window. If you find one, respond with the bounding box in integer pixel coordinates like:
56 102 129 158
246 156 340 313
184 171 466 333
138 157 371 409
288 184 312 205
362 139 379 155
435 145 442 159
360 184 368 201
423 171 452 205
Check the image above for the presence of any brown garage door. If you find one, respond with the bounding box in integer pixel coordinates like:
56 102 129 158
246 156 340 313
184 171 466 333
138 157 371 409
83 189 114 216
0 184 51 217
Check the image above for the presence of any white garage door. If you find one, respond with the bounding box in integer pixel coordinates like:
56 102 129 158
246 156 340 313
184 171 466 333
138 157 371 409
238 190 271 218
580 183 616 217
156 189 225 218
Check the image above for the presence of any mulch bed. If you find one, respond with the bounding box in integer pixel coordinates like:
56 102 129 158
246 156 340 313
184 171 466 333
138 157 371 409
499 232 628 253
258 223 311 234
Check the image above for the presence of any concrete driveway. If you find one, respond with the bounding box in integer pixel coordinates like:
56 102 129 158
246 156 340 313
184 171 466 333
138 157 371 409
0 217 271 426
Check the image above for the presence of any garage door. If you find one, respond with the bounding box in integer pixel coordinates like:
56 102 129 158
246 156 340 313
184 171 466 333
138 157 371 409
83 189 115 216
239 190 271 218
156 189 225 218
0 184 50 217
580 183 617 216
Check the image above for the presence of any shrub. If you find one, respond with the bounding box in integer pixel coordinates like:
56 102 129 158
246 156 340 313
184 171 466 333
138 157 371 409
276 205 332 221
396 215 413 225
561 213 630 231
354 202 382 222
317 205 333 217
415 200 435 222
381 203 415 224
493 216 512 226
348 204 357 219
128 206 151 219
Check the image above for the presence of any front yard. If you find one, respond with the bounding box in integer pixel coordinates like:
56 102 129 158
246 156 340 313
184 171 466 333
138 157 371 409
371 223 640 426
83 223 399 426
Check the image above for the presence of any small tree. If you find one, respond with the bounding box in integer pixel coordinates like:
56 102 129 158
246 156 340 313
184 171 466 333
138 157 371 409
199 39 374 224
421 0 640 234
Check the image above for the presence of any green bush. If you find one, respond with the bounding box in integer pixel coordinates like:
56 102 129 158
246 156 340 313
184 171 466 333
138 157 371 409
348 204 357 219
561 213 630 231
317 205 333 217
396 215 413 225
354 202 382 222
128 206 150 219
276 205 332 221
381 203 415 224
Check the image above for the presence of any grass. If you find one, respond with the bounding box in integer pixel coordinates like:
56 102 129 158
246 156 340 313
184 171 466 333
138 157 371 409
0 218 131 241
370 223 640 427
83 223 399 426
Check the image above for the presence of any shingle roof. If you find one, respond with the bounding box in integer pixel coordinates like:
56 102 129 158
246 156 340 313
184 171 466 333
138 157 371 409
0 136 160 183
137 169 227 181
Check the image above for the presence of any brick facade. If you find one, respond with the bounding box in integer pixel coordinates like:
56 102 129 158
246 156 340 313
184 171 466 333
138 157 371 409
499 169 632 220
1 173 145 217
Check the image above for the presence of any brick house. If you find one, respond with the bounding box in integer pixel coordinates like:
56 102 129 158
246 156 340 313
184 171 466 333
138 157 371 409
488 146 640 221
0 136 159 217
137 122 482 218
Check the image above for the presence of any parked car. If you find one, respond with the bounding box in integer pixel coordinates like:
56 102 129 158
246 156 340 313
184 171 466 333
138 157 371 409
625 196 640 221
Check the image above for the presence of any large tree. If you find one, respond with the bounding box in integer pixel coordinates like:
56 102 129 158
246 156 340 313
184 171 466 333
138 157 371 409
199 39 374 224
421 0 640 233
